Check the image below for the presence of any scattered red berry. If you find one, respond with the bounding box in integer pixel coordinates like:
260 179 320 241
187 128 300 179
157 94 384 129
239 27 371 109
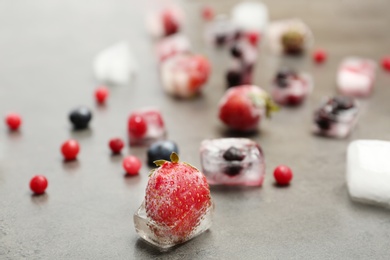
29 175 48 195
381 56 390 72
145 153 211 239
128 114 148 138
122 155 142 175
246 31 260 46
273 165 293 185
201 6 214 21
61 139 80 161
162 9 179 36
5 113 22 131
109 138 124 154
95 86 109 104
313 49 327 63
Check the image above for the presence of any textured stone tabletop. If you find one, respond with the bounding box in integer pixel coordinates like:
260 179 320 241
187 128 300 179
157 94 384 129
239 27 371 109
1 0 390 259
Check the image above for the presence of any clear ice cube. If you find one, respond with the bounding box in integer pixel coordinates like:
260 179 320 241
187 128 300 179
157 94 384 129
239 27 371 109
155 34 191 63
200 138 265 186
128 108 166 146
93 42 137 85
271 69 313 106
160 54 210 98
337 57 376 98
313 96 359 138
134 200 214 250
231 1 268 35
347 140 390 208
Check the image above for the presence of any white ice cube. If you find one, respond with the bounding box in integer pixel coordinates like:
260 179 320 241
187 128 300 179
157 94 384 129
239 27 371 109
347 140 390 207
93 42 137 85
231 1 268 33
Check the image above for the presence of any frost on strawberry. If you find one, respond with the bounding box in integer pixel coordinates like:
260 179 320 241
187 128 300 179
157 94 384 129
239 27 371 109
134 152 214 249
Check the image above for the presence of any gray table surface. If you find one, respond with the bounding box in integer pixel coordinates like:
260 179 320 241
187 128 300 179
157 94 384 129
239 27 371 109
1 0 390 259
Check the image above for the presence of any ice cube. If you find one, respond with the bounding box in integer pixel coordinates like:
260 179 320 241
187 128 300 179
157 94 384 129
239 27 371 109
155 34 191 63
146 6 183 38
200 138 265 186
313 96 359 138
204 15 240 47
160 54 210 98
231 1 268 36
265 19 313 55
93 42 137 85
134 200 214 250
347 140 390 208
271 69 313 106
128 108 166 146
337 57 376 97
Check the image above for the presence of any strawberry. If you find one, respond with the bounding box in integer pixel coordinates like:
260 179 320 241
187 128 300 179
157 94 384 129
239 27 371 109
218 85 278 131
145 152 211 241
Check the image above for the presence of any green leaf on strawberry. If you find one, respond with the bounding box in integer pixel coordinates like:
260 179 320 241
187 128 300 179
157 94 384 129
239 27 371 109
248 92 280 118
153 160 167 167
170 152 179 163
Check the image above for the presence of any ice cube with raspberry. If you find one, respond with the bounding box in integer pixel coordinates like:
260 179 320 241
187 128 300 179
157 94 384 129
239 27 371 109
128 108 166 146
200 138 265 186
337 57 376 98
218 85 278 132
133 152 213 249
160 54 211 98
271 68 313 106
313 96 359 138
146 6 183 38
155 34 191 63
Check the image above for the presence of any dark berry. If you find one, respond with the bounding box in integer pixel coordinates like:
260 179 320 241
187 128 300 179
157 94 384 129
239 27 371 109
230 45 242 58
223 147 245 161
226 70 242 88
69 107 92 130
147 140 179 167
224 162 242 177
276 77 289 88
215 35 226 46
332 96 354 110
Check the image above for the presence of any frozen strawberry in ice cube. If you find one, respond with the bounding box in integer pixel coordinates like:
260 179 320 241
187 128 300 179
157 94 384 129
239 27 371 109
155 34 191 63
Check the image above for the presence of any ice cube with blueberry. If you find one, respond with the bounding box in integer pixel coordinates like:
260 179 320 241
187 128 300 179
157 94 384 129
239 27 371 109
128 108 166 146
200 138 265 186
160 53 210 98
226 38 257 88
337 57 376 97
155 34 191 63
347 140 390 208
271 68 313 106
313 96 359 138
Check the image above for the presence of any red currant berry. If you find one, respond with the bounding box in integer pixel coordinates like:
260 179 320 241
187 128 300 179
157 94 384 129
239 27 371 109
201 6 214 21
162 10 179 36
246 31 260 46
381 56 390 72
61 139 80 161
313 49 327 63
5 113 22 131
122 155 142 175
128 114 147 138
273 165 293 185
95 86 109 104
109 138 124 154
29 175 48 195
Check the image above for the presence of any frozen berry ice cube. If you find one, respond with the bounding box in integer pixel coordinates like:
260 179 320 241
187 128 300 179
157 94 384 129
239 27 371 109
204 15 240 47
271 69 313 106
156 34 191 63
146 6 183 38
347 140 390 208
337 57 376 98
128 108 166 146
313 96 359 138
160 54 211 98
200 138 265 186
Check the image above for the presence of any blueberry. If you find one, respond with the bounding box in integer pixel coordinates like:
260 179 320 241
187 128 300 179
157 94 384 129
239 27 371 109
226 70 242 88
332 96 354 110
224 162 242 177
315 110 333 130
147 140 179 167
69 106 92 130
215 35 226 46
223 147 245 161
230 45 242 58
